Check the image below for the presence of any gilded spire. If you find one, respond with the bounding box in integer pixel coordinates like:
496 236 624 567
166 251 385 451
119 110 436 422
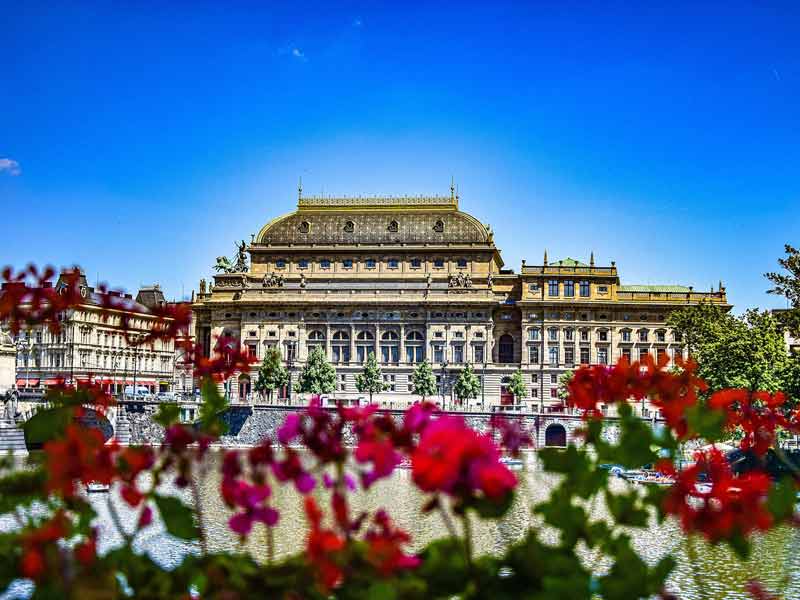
543 249 548 266
450 176 455 200
298 177 303 199
590 251 595 267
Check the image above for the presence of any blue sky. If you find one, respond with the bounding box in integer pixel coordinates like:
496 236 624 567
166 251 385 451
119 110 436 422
1 2 798 311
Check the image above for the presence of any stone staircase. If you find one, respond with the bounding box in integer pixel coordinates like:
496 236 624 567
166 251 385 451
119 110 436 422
113 414 132 446
0 421 28 456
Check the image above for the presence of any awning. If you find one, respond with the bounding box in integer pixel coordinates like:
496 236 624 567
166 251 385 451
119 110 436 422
43 378 65 386
133 380 155 386
16 378 39 387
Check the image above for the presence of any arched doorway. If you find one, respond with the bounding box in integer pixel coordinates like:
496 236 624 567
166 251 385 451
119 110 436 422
238 374 251 402
498 334 514 363
544 423 567 447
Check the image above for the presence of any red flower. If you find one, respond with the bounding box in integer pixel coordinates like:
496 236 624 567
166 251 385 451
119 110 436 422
364 510 420 576
304 497 345 590
194 335 256 381
710 389 790 456
19 511 69 581
662 449 773 542
74 530 97 566
411 416 516 504
489 415 533 455
44 423 118 498
746 580 779 600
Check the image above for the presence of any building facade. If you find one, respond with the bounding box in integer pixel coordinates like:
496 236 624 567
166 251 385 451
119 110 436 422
11 270 177 395
193 192 729 413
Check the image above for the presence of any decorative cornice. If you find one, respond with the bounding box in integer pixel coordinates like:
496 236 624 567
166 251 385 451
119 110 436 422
297 196 457 212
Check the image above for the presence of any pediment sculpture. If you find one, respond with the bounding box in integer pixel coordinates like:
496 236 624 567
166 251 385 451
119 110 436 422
449 272 472 288
263 272 284 288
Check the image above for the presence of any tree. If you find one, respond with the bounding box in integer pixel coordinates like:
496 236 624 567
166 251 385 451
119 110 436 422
507 369 527 405
453 364 481 406
556 370 574 403
355 352 387 404
765 243 800 336
254 347 289 403
668 305 789 394
411 360 437 401
298 346 337 396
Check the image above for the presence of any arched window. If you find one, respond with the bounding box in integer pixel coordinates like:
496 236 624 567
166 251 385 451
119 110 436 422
381 330 400 363
238 374 251 402
405 330 425 363
545 424 567 447
332 330 350 363
498 334 514 363
307 330 325 356
356 330 375 363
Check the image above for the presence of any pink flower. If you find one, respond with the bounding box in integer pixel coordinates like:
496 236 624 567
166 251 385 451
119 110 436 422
278 413 302 445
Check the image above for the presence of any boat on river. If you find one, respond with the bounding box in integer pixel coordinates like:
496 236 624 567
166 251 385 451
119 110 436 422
499 456 525 470
622 470 675 487
86 482 110 493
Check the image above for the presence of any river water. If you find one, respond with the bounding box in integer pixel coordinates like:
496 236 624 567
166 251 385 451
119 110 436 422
4 451 800 599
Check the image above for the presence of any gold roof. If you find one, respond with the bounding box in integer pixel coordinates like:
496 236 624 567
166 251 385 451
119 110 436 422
255 194 492 246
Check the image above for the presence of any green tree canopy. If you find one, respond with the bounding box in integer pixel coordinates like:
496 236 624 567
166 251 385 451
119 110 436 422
557 370 574 402
507 369 527 402
411 360 437 400
765 243 800 336
453 364 481 405
254 347 289 402
668 304 789 394
298 346 337 396
355 352 386 403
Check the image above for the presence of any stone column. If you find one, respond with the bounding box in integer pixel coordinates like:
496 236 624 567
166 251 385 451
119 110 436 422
399 323 406 364
349 324 355 365
374 321 381 363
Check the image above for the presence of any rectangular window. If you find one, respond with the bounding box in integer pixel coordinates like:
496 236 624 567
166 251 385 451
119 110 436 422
365 259 376 269
548 280 559 297
247 343 258 359
548 328 558 341
357 346 368 364
299 259 309 269
453 344 464 363
639 349 649 361
598 347 608 365
433 258 444 268
388 259 399 269
598 286 608 293
473 344 484 364
639 330 648 342
550 388 558 399
276 259 286 269
532 374 538 384
433 344 444 364
579 281 590 297
320 259 331 269
657 348 668 363
580 330 589 342
529 345 540 364
657 331 666 342
621 330 631 342
621 348 631 362
550 373 558 384
457 258 468 268
528 328 540 341
580 348 590 365
564 347 574 365
411 258 421 268
549 346 559 366
342 259 353 269
532 388 538 398
564 281 575 297
598 330 608 342
565 329 574 341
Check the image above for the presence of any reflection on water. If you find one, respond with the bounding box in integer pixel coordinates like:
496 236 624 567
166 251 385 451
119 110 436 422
6 451 800 599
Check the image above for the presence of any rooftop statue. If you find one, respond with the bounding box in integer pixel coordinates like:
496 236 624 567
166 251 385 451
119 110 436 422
213 241 249 274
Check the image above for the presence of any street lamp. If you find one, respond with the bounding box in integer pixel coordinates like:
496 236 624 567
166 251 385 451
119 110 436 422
439 359 448 411
15 337 34 390
286 340 296 405
481 358 487 412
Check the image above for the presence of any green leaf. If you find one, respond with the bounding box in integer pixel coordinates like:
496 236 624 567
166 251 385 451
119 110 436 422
199 377 229 435
767 476 796 522
153 402 181 427
686 404 726 441
726 531 751 560
366 580 398 600
154 495 199 540
469 491 514 519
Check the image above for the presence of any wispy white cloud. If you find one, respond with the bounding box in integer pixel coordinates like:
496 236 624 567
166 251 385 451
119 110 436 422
0 158 20 176
291 47 306 61
353 17 363 27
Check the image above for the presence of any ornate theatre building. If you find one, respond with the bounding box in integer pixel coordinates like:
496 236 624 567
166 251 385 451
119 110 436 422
193 190 728 412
